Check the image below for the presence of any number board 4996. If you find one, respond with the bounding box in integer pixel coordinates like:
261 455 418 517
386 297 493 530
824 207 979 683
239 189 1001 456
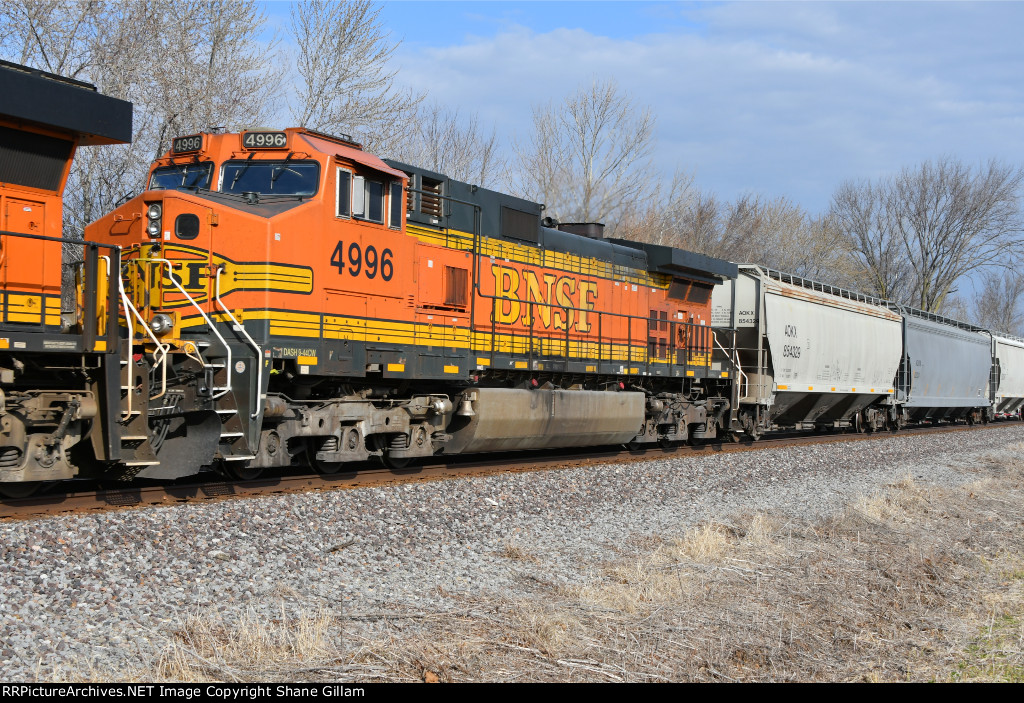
172 134 203 154
242 131 288 149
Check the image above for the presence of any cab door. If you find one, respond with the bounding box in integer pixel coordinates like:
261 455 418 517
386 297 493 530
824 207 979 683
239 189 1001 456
2 196 54 325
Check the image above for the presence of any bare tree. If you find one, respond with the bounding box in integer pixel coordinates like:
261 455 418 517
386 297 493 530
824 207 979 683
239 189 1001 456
622 185 863 287
972 269 1024 335
146 0 281 159
0 0 99 77
831 157 1024 311
602 171 696 245
0 0 281 239
289 0 421 153
719 195 860 283
830 178 916 303
675 192 725 257
511 79 656 231
389 102 504 187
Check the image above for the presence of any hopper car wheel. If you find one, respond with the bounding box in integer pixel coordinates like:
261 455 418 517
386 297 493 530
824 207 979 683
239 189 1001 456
740 412 760 442
0 481 41 499
306 445 343 475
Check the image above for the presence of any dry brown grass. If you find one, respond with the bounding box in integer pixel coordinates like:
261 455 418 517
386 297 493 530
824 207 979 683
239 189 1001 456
43 443 1024 682
154 605 342 682
498 541 540 563
331 447 1024 682
38 604 346 683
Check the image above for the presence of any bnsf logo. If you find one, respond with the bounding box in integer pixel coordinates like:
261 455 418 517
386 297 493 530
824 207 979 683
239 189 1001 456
491 265 598 333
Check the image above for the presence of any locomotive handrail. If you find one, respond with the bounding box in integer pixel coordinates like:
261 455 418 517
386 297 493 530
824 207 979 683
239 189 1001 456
0 231 120 348
482 294 715 371
400 189 719 375
102 256 169 419
143 257 234 400
215 265 263 418
0 229 121 249
405 183 485 366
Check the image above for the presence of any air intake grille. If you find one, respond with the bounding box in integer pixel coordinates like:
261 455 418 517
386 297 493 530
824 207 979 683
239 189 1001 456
444 266 469 308
0 125 73 191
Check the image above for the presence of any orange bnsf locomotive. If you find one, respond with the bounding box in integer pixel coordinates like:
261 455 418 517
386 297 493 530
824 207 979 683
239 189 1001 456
0 61 130 496
80 126 737 480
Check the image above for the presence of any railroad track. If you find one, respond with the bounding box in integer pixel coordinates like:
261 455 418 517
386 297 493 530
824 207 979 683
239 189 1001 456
0 422 1011 520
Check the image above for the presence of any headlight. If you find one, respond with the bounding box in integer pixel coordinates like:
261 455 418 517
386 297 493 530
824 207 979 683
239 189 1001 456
150 313 173 335
147 203 162 220
146 221 160 236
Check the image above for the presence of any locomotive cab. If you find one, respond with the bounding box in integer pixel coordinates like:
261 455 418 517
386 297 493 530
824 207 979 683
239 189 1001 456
86 128 414 478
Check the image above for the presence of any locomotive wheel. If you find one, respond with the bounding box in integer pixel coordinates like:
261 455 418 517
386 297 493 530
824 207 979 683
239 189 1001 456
306 445 344 475
222 461 264 481
381 453 413 470
0 481 41 499
371 435 414 470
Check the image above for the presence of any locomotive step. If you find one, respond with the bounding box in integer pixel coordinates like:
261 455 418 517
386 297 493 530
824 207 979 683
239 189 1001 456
221 455 256 461
219 432 244 438
122 460 161 467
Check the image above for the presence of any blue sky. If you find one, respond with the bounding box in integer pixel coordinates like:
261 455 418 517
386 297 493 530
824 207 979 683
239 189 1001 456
267 1 1024 216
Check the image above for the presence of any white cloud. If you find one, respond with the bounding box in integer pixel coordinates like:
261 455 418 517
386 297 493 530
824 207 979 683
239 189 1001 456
388 2 1024 213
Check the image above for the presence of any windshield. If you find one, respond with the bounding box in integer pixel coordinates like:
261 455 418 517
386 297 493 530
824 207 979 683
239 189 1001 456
220 160 320 196
149 162 214 190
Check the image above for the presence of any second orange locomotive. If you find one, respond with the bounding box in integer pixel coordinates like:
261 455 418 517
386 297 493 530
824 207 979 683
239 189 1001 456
86 127 737 477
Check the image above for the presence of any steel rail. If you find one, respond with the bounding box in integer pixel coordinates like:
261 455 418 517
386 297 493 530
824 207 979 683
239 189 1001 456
1 422 1015 521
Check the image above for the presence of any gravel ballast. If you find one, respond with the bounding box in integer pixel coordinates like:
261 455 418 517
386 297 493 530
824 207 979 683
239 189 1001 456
1 424 1022 680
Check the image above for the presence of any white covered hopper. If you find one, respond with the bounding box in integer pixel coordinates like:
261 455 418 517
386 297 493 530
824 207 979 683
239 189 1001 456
712 266 902 433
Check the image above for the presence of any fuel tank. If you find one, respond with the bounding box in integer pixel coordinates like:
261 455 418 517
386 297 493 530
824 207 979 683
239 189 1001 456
446 387 645 454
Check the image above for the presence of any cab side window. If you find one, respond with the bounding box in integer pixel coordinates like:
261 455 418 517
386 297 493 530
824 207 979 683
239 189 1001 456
340 167 400 227
352 175 384 223
336 168 352 218
389 181 403 230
